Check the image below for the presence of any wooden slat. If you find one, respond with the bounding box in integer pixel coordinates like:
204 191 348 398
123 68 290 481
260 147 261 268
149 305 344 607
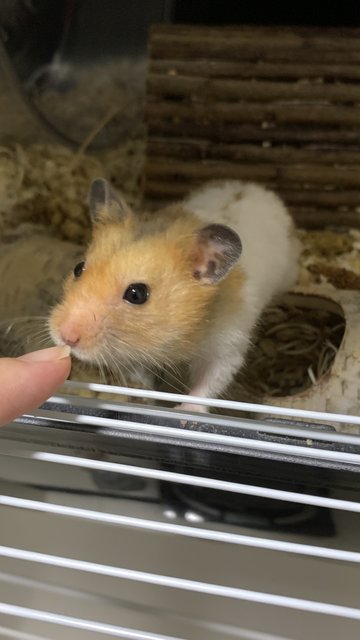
148 75 360 103
150 59 360 81
150 24 360 46
146 102 360 127
147 140 360 165
146 159 360 188
150 28 360 59
147 121 360 145
151 43 360 64
151 24 360 36
292 208 360 229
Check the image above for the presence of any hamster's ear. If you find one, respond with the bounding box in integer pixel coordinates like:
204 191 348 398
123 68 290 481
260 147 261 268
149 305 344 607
89 178 131 222
192 224 242 284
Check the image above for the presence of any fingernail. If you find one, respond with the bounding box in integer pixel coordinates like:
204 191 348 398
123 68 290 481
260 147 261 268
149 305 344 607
19 346 71 362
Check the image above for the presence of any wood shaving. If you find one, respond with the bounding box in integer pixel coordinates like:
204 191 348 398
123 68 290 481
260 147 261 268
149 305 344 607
300 229 354 257
0 140 144 243
298 228 360 290
307 263 360 290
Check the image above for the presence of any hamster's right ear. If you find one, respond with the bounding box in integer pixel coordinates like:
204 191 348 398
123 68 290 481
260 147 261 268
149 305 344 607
89 178 131 223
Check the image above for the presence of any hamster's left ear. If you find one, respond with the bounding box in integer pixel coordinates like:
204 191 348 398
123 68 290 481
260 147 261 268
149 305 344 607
192 224 242 284
89 178 131 223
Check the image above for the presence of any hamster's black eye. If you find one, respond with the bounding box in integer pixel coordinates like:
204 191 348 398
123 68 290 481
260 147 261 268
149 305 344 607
123 283 150 305
73 261 85 278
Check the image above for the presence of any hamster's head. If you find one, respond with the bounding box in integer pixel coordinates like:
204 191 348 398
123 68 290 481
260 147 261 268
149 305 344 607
49 179 242 373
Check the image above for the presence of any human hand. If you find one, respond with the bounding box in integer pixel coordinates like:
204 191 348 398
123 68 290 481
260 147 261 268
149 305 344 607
0 346 71 426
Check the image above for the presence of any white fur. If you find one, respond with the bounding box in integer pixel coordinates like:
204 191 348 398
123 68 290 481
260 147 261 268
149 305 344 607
181 181 300 411
185 180 299 303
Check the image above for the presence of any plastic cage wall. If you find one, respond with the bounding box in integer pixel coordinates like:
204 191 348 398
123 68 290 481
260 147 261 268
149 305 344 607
1 3 360 640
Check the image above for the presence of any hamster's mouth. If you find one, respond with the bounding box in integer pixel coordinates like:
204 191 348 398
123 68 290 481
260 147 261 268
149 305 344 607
69 344 134 369
50 335 99 365
50 326 140 371
69 346 101 364
50 329 107 365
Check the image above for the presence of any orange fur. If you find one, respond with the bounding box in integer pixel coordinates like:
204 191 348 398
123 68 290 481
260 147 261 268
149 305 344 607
49 206 245 369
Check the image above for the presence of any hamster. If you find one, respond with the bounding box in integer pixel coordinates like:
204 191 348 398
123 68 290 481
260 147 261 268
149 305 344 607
49 178 300 412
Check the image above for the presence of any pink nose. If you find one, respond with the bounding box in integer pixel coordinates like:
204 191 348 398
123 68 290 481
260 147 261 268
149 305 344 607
61 335 80 348
59 323 81 348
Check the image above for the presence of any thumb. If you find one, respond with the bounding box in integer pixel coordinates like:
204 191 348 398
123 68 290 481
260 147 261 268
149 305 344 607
0 346 72 426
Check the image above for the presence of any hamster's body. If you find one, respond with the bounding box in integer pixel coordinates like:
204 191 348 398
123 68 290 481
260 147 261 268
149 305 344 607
49 179 300 411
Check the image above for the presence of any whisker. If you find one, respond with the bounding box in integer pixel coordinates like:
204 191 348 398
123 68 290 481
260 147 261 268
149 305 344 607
0 316 53 356
102 345 133 388
108 334 184 394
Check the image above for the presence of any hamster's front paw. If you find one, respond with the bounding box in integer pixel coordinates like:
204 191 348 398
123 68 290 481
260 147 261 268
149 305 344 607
174 402 209 414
